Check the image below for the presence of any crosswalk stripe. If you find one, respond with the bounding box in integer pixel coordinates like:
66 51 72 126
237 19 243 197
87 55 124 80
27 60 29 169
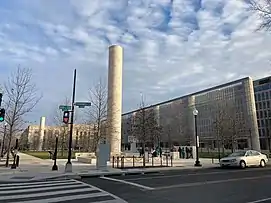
7 193 111 203
0 188 93 201
0 179 74 187
0 181 81 190
0 184 91 195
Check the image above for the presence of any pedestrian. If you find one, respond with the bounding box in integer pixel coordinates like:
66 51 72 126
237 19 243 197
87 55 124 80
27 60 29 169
178 147 182 158
181 147 185 159
185 147 189 159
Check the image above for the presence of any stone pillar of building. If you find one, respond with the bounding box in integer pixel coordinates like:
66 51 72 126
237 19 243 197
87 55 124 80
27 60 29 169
185 95 196 146
243 77 261 151
38 116 46 151
107 45 123 156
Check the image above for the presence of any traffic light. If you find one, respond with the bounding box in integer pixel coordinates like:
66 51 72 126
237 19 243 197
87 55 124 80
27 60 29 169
63 111 69 124
0 108 5 122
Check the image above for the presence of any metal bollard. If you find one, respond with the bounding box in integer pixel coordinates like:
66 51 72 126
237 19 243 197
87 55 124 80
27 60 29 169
132 156 135 167
112 156 115 168
16 155 20 167
117 157 119 168
121 156 124 169
166 155 168 166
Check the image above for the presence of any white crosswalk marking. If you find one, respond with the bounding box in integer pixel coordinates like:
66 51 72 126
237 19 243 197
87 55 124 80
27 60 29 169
0 179 127 203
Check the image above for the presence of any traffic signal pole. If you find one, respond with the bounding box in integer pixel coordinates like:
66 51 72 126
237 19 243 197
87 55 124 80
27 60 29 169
65 69 76 173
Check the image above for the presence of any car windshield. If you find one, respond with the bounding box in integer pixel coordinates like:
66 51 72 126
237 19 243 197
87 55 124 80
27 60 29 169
228 151 246 157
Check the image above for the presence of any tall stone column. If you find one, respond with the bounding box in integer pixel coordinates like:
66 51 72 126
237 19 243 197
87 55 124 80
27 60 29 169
38 116 45 151
107 45 123 155
243 77 261 151
185 96 196 146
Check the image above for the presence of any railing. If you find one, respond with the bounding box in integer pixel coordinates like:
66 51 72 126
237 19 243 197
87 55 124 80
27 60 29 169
112 155 173 169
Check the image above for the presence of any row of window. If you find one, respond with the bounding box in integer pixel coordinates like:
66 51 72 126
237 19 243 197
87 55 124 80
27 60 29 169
254 83 271 92
256 100 271 110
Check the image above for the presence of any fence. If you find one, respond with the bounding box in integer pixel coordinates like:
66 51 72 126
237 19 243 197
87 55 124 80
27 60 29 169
112 155 173 169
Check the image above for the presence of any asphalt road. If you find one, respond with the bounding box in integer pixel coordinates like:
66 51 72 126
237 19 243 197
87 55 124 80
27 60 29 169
82 166 271 203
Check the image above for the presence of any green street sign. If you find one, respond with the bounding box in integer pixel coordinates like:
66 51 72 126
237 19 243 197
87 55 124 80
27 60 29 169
59 105 72 111
74 102 91 108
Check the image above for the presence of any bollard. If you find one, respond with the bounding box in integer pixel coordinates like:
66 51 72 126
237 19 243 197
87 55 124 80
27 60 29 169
121 156 124 169
112 156 115 168
166 154 168 166
16 155 20 167
160 156 162 166
132 156 135 167
117 157 119 168
151 156 154 166
170 156 173 167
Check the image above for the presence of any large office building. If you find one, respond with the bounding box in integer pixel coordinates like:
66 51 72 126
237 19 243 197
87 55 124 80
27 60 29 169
254 76 271 150
121 77 261 151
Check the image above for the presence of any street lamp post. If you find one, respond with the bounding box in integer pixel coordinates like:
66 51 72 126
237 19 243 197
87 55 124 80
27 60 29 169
1 123 7 157
52 135 59 171
193 109 202 167
65 69 76 173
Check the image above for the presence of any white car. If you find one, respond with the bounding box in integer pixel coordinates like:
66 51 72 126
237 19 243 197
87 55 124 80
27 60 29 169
219 150 268 169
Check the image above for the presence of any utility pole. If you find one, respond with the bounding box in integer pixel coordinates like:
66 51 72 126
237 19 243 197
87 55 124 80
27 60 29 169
65 69 76 173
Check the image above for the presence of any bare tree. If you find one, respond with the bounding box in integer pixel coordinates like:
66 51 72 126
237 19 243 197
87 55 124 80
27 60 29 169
3 66 41 166
224 107 246 152
131 96 162 166
85 78 107 153
212 104 229 156
249 0 271 31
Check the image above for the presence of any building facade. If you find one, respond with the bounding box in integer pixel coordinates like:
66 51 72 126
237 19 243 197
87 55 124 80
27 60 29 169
21 124 96 151
254 76 271 150
122 77 261 151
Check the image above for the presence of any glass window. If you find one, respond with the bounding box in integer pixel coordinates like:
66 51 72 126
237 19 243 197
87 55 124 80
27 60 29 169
260 111 263 118
267 101 270 109
262 92 265 100
259 102 262 109
264 102 267 109
266 92 269 100
251 151 261 156
259 93 262 100
264 111 268 118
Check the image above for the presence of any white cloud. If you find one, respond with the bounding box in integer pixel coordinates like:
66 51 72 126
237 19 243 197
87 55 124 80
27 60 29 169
0 0 270 124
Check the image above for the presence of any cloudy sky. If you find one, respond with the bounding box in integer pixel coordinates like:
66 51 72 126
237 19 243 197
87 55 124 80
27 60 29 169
0 0 270 125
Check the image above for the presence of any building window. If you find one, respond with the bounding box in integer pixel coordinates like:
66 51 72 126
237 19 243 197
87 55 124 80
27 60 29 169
267 101 270 109
265 111 268 118
259 93 262 100
263 102 266 109
266 92 269 100
259 102 262 109
262 92 265 100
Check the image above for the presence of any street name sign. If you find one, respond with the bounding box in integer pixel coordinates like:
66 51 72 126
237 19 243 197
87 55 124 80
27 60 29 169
59 105 72 111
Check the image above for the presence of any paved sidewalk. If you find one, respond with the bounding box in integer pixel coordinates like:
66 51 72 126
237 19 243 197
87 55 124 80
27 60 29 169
0 152 219 182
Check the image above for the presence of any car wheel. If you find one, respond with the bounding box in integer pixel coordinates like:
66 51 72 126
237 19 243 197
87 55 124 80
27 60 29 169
260 159 266 167
240 160 246 169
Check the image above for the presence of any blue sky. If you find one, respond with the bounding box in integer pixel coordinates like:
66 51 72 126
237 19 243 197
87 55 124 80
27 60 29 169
0 0 270 125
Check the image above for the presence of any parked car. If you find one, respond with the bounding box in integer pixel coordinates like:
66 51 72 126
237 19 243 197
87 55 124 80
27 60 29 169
219 150 268 169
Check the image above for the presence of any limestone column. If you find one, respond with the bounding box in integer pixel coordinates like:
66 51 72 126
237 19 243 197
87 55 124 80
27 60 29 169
107 45 123 155
243 77 261 151
38 116 45 151
185 96 196 146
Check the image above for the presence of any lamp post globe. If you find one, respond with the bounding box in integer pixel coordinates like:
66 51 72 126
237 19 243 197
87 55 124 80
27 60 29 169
193 109 198 116
193 108 201 167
